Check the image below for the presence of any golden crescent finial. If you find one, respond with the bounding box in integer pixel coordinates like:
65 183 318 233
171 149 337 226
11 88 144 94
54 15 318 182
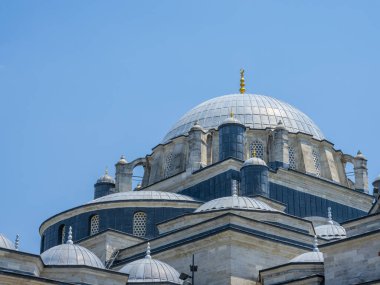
252 148 257 158
239 69 246 94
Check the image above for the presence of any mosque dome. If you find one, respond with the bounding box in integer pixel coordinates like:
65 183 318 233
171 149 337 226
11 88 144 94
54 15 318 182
195 189 276 213
314 207 346 240
88 190 198 204
41 227 104 269
0 234 15 250
119 243 182 284
290 236 324 263
96 169 115 184
162 94 324 143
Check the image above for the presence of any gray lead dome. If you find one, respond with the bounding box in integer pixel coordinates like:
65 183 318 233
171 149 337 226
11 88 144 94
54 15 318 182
162 94 324 142
0 234 15 250
41 243 105 268
195 196 276 213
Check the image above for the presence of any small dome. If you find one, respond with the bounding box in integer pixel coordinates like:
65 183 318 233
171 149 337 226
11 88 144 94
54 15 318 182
88 190 198 204
119 243 181 284
195 195 276 213
117 155 128 165
96 169 115 184
315 224 346 240
190 121 204 131
219 114 243 127
314 207 346 240
290 236 324 263
275 120 286 130
0 234 15 250
242 157 267 167
290 251 324 263
355 150 366 160
41 227 104 269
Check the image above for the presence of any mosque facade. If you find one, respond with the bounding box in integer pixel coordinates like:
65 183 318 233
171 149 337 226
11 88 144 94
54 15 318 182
1 71 380 285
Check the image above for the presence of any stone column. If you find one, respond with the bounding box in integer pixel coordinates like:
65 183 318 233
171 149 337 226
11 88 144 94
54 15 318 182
271 121 289 169
115 155 133 192
186 123 206 172
353 151 369 193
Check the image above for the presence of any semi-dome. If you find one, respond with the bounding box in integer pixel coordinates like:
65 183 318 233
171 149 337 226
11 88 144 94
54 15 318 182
41 227 104 269
88 190 198 204
314 208 346 240
162 94 324 143
119 243 182 284
290 236 324 263
195 189 276 213
0 234 15 250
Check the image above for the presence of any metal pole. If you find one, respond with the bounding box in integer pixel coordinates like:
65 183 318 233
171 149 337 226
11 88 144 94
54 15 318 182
192 254 195 285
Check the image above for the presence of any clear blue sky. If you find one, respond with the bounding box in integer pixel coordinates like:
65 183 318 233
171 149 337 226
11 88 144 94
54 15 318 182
0 1 379 253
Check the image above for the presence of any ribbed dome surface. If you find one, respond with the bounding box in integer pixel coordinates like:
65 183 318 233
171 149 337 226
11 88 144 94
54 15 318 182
88 191 197 204
290 251 324 263
315 224 346 240
119 256 182 284
0 234 15 250
195 195 275 213
41 244 105 268
162 94 324 142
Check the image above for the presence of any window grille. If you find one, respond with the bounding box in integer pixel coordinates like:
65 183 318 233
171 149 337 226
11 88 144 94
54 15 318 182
249 141 264 159
289 147 296 170
164 153 174 178
133 212 147 237
90 215 100 236
312 149 321 177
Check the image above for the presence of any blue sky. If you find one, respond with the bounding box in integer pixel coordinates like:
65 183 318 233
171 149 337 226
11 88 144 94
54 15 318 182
0 1 379 253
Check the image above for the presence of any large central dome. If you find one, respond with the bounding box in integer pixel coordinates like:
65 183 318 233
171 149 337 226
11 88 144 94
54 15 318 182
162 94 324 143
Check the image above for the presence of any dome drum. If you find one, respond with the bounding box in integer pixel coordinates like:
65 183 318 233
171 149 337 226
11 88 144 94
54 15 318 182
40 191 200 252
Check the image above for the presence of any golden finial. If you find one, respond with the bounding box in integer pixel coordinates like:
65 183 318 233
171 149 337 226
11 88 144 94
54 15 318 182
252 148 257 158
230 111 234 118
239 69 246 94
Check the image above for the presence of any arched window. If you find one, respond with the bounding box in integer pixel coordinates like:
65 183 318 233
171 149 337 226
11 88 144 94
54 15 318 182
312 148 321 177
164 153 174 178
250 141 264 159
90 215 100 235
58 224 65 244
133 212 147 237
289 146 296 170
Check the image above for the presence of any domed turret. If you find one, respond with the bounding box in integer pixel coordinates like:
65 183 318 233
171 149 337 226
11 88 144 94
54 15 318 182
240 151 269 197
0 234 15 250
315 208 346 240
41 227 104 268
119 243 182 284
290 236 324 263
218 112 246 161
194 181 276 213
94 168 116 199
